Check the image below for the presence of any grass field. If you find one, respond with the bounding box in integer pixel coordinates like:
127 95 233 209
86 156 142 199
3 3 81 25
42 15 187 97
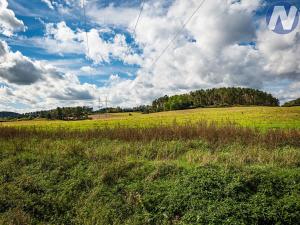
1 106 300 130
1 107 300 224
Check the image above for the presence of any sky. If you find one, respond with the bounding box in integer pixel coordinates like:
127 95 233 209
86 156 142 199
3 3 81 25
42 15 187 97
0 0 300 112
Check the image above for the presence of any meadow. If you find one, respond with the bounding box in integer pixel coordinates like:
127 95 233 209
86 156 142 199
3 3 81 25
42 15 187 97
1 107 300 224
1 106 300 130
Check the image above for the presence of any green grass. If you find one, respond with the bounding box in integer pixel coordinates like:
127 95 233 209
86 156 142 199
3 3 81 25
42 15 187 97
1 107 300 224
2 106 300 130
1 138 300 224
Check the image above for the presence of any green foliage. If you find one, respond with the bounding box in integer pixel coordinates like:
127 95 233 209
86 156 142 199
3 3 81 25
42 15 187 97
23 106 93 121
152 87 279 112
0 137 300 225
0 112 21 120
283 98 300 107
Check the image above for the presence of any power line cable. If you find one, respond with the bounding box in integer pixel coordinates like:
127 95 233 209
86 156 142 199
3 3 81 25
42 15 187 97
133 0 145 36
82 0 90 56
149 0 206 69
81 0 105 63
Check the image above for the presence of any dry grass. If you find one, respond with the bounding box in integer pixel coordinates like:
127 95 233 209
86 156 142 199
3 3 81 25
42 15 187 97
185 145 300 167
1 121 299 148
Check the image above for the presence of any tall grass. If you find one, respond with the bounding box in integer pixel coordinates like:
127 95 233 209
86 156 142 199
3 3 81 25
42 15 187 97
1 122 299 148
1 122 300 224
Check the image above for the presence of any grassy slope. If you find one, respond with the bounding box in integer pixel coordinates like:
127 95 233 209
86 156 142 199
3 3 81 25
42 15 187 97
1 106 300 129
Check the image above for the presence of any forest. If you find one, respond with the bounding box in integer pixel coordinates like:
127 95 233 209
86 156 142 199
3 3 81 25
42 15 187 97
151 87 279 112
21 106 93 121
0 112 21 119
283 98 300 107
99 88 280 114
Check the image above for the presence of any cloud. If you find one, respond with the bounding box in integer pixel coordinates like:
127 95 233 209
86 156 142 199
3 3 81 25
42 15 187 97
87 3 139 27
0 0 25 36
50 86 94 101
0 40 65 86
39 21 84 55
41 0 54 10
0 41 45 85
257 23 300 76
95 0 266 105
0 39 8 56
2 0 300 111
0 57 43 85
46 21 76 42
80 0 298 106
0 40 97 111
34 21 142 64
84 29 141 64
80 65 96 74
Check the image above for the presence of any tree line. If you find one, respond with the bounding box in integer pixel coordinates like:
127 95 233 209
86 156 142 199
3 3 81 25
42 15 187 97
24 106 93 120
0 112 20 119
93 88 280 114
151 87 279 112
95 106 151 114
283 98 300 107
0 88 294 121
1 106 93 121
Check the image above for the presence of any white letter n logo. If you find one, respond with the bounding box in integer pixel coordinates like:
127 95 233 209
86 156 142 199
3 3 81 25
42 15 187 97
268 6 298 31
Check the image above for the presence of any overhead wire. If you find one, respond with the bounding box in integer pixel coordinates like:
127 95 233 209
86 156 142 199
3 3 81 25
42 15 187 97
82 0 205 69
149 0 207 69
123 0 146 68
78 0 206 109
82 0 90 56
133 0 146 36
81 0 106 63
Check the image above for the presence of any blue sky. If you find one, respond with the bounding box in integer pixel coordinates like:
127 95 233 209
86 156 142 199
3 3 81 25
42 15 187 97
0 0 300 112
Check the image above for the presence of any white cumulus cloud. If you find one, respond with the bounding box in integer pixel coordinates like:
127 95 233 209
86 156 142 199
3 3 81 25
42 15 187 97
0 0 25 36
0 40 98 112
41 0 54 10
2 0 300 110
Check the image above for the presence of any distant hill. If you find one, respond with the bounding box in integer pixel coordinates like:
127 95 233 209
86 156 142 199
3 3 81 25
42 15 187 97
283 98 300 107
0 111 21 119
151 87 279 113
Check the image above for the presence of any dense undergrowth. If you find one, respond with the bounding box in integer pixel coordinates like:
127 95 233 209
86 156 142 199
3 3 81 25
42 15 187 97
1 124 300 224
